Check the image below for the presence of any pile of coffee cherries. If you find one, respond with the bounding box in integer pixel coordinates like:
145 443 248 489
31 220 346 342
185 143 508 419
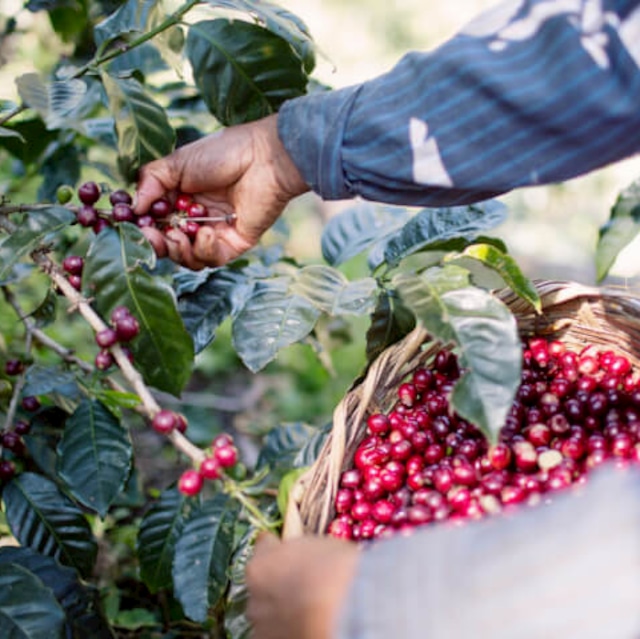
327 337 640 541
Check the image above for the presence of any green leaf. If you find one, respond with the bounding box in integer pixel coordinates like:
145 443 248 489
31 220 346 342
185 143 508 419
83 225 194 395
212 0 315 72
290 265 378 316
446 243 541 312
0 563 65 639
0 126 24 141
3 472 98 577
595 179 640 282
23 365 78 398
37 142 81 203
232 278 320 372
186 19 308 125
0 547 113 639
382 201 507 268
137 487 185 594
256 422 316 473
100 73 175 181
92 390 141 416
0 206 75 281
177 266 253 353
365 290 416 364
321 203 412 266
95 0 184 75
0 118 57 165
395 277 521 439
172 494 239 623
15 74 87 130
57 399 132 518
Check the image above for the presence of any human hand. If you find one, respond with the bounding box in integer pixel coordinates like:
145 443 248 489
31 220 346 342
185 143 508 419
246 533 360 639
134 114 309 270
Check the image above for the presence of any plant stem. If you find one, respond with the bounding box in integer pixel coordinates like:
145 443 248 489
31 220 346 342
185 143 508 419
224 479 280 532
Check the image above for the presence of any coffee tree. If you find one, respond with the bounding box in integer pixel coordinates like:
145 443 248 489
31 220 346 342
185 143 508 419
1 0 638 636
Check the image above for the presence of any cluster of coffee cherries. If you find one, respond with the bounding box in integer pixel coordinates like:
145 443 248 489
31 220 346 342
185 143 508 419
0 364 41 484
177 433 240 497
70 181 221 243
327 337 640 542
94 306 140 371
61 254 84 292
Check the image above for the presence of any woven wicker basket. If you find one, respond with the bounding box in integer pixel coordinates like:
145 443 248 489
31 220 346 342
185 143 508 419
282 279 640 539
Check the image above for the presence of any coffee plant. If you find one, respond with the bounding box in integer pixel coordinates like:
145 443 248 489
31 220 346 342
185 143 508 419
0 0 639 636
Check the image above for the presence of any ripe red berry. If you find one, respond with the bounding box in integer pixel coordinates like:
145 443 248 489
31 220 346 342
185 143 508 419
114 315 140 342
13 420 30 436
186 202 206 218
112 203 135 223
175 193 193 211
178 469 203 496
214 444 238 468
67 274 82 291
78 181 100 205
62 255 84 276
109 189 132 206
4 359 24 376
200 457 221 480
95 328 118 348
93 218 111 234
152 410 178 435
21 396 40 412
149 198 172 218
2 431 24 454
136 215 156 229
110 306 132 324
0 460 16 482
95 350 114 371
76 205 98 227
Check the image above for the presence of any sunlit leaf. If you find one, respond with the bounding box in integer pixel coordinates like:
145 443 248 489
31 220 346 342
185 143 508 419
232 278 319 372
290 265 377 316
0 206 75 281
101 73 175 181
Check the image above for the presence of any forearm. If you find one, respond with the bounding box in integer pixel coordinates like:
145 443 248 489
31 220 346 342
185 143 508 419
278 0 640 207
336 465 640 639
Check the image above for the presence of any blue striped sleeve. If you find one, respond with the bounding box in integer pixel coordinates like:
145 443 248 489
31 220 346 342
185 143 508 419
336 464 640 639
277 0 640 207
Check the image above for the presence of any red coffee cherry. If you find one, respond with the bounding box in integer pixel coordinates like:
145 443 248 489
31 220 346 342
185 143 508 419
178 469 203 496
151 410 178 435
62 255 84 276
78 181 100 205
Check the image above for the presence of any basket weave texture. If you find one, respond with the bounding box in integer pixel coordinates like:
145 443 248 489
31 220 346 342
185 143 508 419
283 280 640 539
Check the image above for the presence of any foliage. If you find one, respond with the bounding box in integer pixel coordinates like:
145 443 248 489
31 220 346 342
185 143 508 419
0 0 633 636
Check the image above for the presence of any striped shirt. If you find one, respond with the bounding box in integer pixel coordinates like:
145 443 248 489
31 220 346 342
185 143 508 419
277 1 640 636
277 0 640 207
